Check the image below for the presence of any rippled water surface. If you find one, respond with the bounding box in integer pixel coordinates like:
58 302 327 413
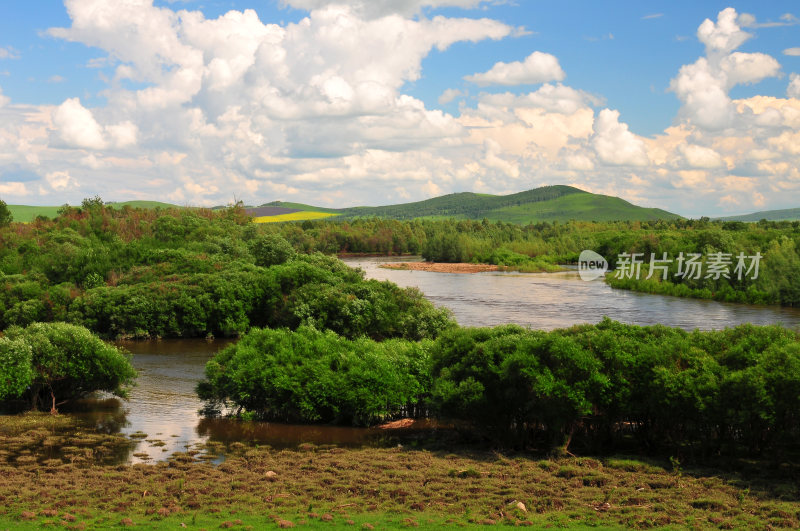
344 257 800 331
63 257 800 462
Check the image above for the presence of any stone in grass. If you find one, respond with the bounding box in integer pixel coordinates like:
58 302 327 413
276 520 294 528
265 470 278 480
120 517 135 526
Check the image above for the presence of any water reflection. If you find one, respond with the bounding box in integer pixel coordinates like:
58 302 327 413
109 339 233 463
62 397 129 434
197 417 442 448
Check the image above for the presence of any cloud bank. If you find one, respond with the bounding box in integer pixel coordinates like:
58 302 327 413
0 2 797 217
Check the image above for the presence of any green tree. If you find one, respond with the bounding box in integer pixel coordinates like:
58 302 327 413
2 322 137 413
0 337 34 400
0 199 12 227
251 234 296 267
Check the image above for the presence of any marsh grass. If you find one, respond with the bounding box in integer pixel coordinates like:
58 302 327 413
1 415 800 529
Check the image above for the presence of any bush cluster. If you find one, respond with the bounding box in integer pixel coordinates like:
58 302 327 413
0 203 452 339
199 318 800 459
198 326 430 425
0 322 136 412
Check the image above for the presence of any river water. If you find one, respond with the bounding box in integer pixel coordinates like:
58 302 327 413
343 257 800 331
71 257 800 463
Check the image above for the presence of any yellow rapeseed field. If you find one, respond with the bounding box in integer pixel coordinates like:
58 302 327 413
253 211 338 223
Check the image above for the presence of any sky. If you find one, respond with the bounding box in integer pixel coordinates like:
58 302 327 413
0 1 799 217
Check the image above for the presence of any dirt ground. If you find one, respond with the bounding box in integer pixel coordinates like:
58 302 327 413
379 262 500 273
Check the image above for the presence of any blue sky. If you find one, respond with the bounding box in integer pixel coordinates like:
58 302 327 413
0 1 799 216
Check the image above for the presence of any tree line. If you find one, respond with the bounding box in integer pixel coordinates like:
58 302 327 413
0 200 452 340
263 217 800 305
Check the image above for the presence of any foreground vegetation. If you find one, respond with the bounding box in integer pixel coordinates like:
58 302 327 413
199 319 800 462
2 413 799 529
0 322 135 413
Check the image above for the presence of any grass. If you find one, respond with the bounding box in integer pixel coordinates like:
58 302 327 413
5 205 62 223
254 211 339 223
1 414 799 530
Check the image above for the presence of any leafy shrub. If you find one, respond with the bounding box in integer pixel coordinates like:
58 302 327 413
0 322 136 412
251 234 295 267
197 326 431 425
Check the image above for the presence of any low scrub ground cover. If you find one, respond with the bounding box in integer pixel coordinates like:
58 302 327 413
0 416 798 530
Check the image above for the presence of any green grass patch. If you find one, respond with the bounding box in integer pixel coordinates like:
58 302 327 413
5 205 62 223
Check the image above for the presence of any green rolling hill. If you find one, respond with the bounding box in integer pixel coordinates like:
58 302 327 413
4 186 682 224
4 205 62 223
716 207 800 222
259 201 341 214
268 185 681 223
107 200 179 210
6 201 179 222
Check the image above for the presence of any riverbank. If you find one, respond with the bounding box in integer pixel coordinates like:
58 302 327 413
380 262 500 273
1 414 799 529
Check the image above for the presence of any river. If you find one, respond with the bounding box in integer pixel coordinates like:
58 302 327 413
73 257 800 463
343 257 800 331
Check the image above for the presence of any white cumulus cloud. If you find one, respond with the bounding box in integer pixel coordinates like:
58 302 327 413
789 74 800 98
282 0 490 19
592 109 649 166
53 98 107 149
0 181 29 196
0 3 796 217
465 51 565 86
439 88 464 105
670 7 780 130
46 170 78 191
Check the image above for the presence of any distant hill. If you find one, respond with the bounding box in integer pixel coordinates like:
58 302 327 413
260 201 341 214
107 200 179 210
716 207 800 222
6 200 179 222
5 205 62 223
267 185 682 223
3 186 682 224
